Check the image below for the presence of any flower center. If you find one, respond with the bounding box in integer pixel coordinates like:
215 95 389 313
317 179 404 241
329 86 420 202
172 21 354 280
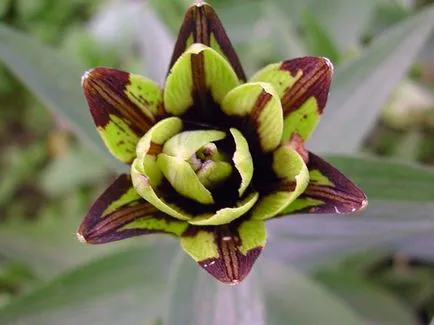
158 129 233 204
131 117 256 224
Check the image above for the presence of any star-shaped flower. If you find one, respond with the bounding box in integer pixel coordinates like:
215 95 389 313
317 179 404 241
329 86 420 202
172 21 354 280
77 1 367 284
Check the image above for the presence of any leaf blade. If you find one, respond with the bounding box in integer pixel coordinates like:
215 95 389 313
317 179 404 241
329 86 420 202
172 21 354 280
0 23 124 171
308 6 434 154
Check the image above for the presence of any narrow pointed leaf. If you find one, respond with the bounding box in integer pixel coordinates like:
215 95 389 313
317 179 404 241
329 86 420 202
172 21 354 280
168 1 246 81
250 57 333 142
181 219 266 284
165 253 264 325
308 6 434 153
262 260 366 325
82 67 164 163
316 271 420 325
164 43 240 121
0 244 177 325
252 144 309 220
326 155 434 202
302 10 341 64
282 152 367 215
77 174 187 244
222 82 283 153
267 202 434 271
0 24 123 170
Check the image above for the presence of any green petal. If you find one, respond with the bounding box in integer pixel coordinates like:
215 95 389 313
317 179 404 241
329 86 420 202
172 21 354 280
250 57 333 142
230 128 253 196
168 1 246 81
82 67 164 163
157 153 214 205
196 161 233 189
180 219 266 284
164 44 240 119
77 174 186 244
131 160 192 221
221 82 283 153
188 192 259 226
162 130 226 159
251 144 309 220
135 117 183 187
281 152 368 215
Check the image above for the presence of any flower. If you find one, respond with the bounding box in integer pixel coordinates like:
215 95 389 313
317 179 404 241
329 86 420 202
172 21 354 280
77 0 368 284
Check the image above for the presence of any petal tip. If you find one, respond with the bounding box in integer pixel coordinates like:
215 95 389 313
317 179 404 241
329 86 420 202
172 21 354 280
81 69 93 87
320 57 334 72
199 246 263 284
361 197 369 211
192 0 207 7
76 231 88 244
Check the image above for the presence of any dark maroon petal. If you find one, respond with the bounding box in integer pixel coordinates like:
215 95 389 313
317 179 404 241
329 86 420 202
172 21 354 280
180 219 266 284
168 1 246 81
77 174 187 244
282 152 368 215
82 67 165 163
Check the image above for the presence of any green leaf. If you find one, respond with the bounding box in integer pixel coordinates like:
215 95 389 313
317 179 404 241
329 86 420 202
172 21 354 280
315 271 420 325
165 252 264 325
326 155 434 201
301 10 341 63
262 260 366 325
305 0 377 51
165 253 365 325
308 5 434 154
0 198 130 280
0 24 124 171
267 201 434 270
39 145 109 195
0 243 177 325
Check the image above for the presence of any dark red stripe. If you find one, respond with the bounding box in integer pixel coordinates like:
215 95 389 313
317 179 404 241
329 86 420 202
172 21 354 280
280 57 332 115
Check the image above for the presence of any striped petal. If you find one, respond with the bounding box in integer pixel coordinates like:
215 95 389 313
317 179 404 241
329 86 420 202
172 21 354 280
250 57 333 142
77 174 187 244
82 68 164 163
169 1 246 82
281 152 368 215
221 82 283 153
181 219 266 284
251 144 309 220
164 44 240 122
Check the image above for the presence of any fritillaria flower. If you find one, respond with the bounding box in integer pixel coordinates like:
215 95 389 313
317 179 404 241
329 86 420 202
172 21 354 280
77 1 367 284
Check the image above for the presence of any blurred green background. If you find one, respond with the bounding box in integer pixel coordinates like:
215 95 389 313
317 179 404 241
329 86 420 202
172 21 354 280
1 0 434 324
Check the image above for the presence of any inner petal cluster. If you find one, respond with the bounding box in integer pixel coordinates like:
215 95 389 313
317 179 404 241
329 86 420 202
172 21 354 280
131 115 259 226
